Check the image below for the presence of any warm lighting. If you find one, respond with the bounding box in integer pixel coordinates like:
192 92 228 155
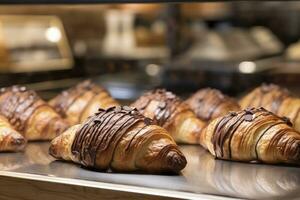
238 61 256 74
145 64 160 76
45 26 61 43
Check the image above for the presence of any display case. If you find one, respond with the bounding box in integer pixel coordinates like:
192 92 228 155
0 1 300 200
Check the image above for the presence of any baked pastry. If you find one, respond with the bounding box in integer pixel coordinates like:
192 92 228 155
49 80 119 125
49 106 187 174
0 115 26 152
0 85 69 141
201 107 300 165
131 89 206 144
185 88 240 122
239 84 300 131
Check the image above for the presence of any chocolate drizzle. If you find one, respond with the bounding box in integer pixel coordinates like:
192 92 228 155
211 107 294 159
0 85 46 132
71 106 153 168
212 112 238 157
131 89 191 127
186 88 240 121
51 80 105 117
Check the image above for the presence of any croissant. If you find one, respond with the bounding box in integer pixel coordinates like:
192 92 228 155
0 115 26 152
239 84 300 131
49 106 187 174
185 88 240 122
201 107 300 165
131 89 206 144
0 85 69 141
49 80 119 125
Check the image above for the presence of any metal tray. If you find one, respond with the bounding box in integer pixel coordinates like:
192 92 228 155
0 142 299 200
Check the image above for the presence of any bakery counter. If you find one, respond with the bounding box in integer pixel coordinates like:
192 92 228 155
0 142 299 200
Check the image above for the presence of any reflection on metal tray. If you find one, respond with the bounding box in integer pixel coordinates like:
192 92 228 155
0 142 299 200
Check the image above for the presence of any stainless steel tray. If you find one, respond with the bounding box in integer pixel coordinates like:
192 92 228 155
0 142 299 200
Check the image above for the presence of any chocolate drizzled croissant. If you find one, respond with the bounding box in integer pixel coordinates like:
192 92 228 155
49 80 119 125
0 85 69 141
0 115 26 152
240 84 290 113
186 88 240 122
49 106 187 174
239 84 300 132
201 107 300 165
131 89 206 144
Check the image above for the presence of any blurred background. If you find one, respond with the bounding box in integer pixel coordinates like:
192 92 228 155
0 2 300 100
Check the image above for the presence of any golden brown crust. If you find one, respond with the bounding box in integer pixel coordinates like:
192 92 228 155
239 84 290 113
239 84 300 133
186 88 240 122
202 107 300 165
131 89 206 144
0 85 69 141
277 98 300 132
49 106 187 174
49 80 119 125
0 115 26 152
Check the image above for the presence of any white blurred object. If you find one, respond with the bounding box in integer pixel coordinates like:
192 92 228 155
145 63 160 76
102 10 121 56
186 26 282 61
74 40 87 56
238 61 256 73
250 26 283 55
45 26 61 43
120 11 136 55
286 40 300 60
102 10 136 56
102 9 168 59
